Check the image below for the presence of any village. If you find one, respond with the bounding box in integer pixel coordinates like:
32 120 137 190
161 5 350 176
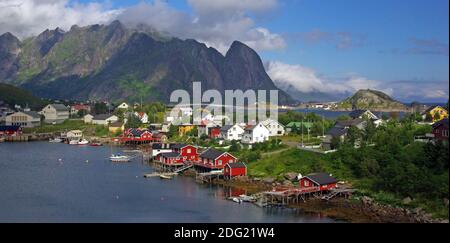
0 99 449 220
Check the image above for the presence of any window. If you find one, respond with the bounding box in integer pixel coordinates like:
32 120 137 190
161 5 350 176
187 149 191 153
304 180 310 187
218 160 222 166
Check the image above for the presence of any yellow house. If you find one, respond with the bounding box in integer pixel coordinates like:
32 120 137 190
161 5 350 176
178 124 196 136
422 106 448 122
109 121 125 134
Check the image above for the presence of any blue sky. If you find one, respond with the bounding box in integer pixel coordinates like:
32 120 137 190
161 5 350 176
1 0 448 102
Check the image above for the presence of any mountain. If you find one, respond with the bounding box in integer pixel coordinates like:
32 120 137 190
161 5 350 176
338 89 408 111
0 21 293 105
0 83 45 110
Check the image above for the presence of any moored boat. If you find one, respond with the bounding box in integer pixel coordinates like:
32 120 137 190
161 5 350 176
159 174 173 180
77 139 89 145
49 138 63 143
90 142 103 146
0 137 4 143
69 140 79 145
109 154 132 162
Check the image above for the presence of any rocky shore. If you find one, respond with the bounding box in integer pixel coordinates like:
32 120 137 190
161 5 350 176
202 174 449 223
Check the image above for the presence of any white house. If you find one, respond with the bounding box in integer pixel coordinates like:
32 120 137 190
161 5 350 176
261 119 285 137
66 130 83 140
93 114 119 125
6 111 41 128
220 124 245 141
83 114 94 124
241 123 270 144
117 102 129 110
84 114 118 125
40 104 70 124
134 112 149 124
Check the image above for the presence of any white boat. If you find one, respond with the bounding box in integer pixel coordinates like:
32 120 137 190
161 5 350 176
77 139 89 145
231 197 243 203
109 154 132 162
49 138 62 143
69 140 79 145
159 174 173 180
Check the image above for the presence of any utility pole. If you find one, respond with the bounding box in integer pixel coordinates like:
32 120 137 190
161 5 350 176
301 118 304 147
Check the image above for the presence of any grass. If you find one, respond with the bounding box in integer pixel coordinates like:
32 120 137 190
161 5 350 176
23 119 113 137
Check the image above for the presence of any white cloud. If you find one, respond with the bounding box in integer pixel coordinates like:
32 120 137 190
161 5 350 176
0 0 285 54
266 61 394 96
0 0 121 39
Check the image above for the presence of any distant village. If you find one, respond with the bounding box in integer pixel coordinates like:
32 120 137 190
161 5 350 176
0 99 448 178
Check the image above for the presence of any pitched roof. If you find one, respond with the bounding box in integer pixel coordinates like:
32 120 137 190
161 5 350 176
326 127 348 137
50 104 69 112
23 111 41 119
172 143 189 149
109 121 123 127
200 148 226 160
220 125 234 132
432 118 449 129
160 152 180 158
93 114 115 120
335 118 365 128
226 162 246 168
349 110 368 119
304 173 337 185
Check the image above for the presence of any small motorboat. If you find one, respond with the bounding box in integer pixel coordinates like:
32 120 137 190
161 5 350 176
239 194 256 202
0 137 5 143
90 142 103 146
110 154 132 162
159 174 173 180
69 140 79 145
49 138 63 143
231 197 243 204
77 139 89 145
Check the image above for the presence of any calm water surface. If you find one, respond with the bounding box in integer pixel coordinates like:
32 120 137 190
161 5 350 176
0 142 336 223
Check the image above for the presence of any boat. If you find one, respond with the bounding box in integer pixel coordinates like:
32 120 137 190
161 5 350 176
239 194 256 202
109 154 132 162
159 174 173 180
49 138 62 143
77 139 89 145
230 197 243 203
69 140 79 145
0 137 4 143
90 142 103 146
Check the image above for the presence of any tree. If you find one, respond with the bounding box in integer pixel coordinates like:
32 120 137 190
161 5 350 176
167 124 178 138
346 126 362 146
125 114 142 129
434 111 441 121
229 140 240 152
331 136 341 150
425 112 433 122
77 109 88 118
93 102 108 114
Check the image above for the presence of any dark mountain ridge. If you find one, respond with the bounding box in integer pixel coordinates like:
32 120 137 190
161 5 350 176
0 21 293 105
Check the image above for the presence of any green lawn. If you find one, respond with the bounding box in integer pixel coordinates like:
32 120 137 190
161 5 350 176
23 120 112 137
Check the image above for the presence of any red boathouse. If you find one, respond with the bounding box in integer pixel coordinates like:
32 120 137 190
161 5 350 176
299 173 337 191
224 162 247 179
196 148 237 171
171 144 199 162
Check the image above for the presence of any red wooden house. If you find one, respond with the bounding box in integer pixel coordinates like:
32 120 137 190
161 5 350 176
171 144 199 162
120 128 160 144
224 162 247 179
0 126 22 136
208 126 222 139
299 173 337 191
432 118 449 141
158 152 183 165
196 148 237 171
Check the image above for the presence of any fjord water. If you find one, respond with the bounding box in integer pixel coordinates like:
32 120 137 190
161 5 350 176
0 142 335 223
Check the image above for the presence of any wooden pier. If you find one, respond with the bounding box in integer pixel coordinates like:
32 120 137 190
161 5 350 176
260 187 355 206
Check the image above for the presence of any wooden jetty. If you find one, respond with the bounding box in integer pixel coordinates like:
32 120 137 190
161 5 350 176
260 187 354 206
195 171 223 183
144 172 178 178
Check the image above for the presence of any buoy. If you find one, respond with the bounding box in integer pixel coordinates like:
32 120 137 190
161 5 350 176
116 195 119 199
58 158 62 161
86 160 89 163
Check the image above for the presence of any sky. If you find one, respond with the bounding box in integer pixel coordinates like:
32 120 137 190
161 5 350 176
0 0 448 102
